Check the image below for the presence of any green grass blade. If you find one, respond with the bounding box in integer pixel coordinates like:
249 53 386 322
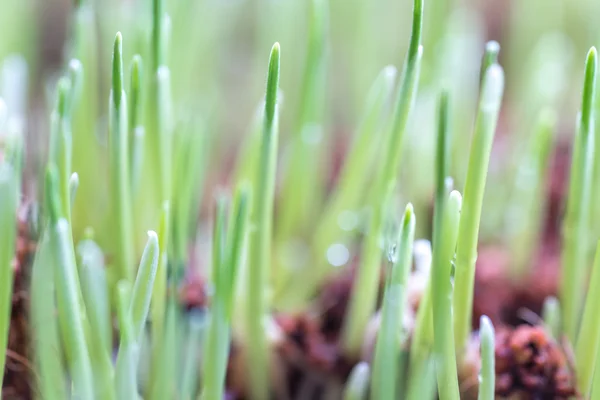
342 0 424 354
478 315 495 400
277 0 328 239
371 204 415 400
561 47 597 342
77 237 112 355
151 202 170 343
576 241 600 395
129 54 144 193
433 191 462 400
45 166 94 399
48 78 73 223
30 231 68 400
115 281 139 400
109 32 135 284
129 231 160 341
453 63 505 350
246 43 280 400
77 238 115 399
180 312 207 400
312 65 397 277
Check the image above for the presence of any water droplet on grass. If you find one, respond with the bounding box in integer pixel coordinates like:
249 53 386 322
326 243 350 267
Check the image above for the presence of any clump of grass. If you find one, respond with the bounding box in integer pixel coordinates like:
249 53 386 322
1 0 600 399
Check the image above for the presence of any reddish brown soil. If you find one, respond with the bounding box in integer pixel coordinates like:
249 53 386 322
3 204 36 399
495 325 577 399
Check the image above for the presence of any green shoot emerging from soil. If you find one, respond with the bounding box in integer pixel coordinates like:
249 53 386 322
3 0 600 399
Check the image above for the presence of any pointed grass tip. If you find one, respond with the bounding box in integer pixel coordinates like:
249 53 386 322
265 42 281 125
57 77 71 118
581 46 597 130
112 32 124 108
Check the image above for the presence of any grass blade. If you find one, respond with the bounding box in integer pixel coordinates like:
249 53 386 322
561 47 597 342
246 43 280 400
371 204 415 400
453 63 505 350
77 237 115 399
342 0 424 354
433 191 462 400
45 165 94 398
115 281 139 400
129 231 160 341
478 315 495 400
109 32 135 284
576 241 600 395
30 231 68 400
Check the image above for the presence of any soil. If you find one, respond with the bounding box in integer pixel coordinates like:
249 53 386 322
2 203 37 400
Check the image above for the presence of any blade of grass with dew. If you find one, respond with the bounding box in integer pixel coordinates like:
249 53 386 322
506 109 556 278
479 41 499 85
344 362 370 400
453 63 505 350
0 159 17 381
30 231 68 400
312 66 397 275
478 315 495 400
129 54 144 193
246 42 280 400
542 296 561 340
129 231 160 341
77 237 115 399
180 311 208 400
115 281 139 400
397 90 451 391
45 165 94 398
342 0 424 354
561 47 597 342
433 191 462 400
109 32 135 284
48 77 73 222
371 204 415 400
576 241 600 395
277 0 328 239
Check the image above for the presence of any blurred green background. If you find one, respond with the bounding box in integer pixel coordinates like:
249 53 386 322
3 0 599 264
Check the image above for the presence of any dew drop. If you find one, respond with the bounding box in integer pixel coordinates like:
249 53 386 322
326 243 350 267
